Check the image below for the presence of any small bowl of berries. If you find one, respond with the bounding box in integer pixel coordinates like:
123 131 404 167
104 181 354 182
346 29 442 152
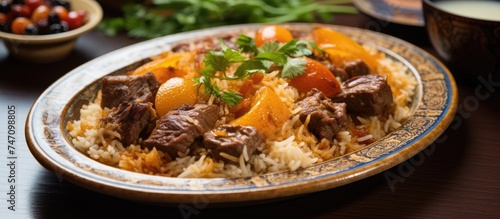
0 0 102 63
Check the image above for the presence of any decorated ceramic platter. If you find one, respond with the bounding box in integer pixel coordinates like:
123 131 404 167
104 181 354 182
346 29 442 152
25 23 457 206
353 0 424 26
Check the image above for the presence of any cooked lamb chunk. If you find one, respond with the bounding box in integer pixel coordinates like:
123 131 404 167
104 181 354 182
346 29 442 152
290 29 309 39
143 104 219 160
332 74 394 116
325 64 348 81
203 125 263 163
343 59 371 78
101 102 156 146
100 72 159 109
296 89 348 141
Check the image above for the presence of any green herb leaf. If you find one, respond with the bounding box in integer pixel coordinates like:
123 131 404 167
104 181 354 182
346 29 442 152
277 39 300 56
234 60 267 77
100 1 357 39
281 57 307 78
223 47 246 63
236 34 259 54
260 41 280 53
211 82 243 106
194 32 323 105
220 89 244 106
297 40 325 56
203 51 230 72
253 52 287 65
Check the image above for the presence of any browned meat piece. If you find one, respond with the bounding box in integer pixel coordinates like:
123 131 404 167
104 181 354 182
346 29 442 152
290 29 309 39
101 102 156 146
343 59 371 79
325 63 348 81
143 104 220 160
332 74 394 116
203 125 263 163
100 72 159 109
296 89 348 141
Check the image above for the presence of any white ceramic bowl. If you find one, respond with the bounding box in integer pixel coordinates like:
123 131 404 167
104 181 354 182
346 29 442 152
0 0 103 63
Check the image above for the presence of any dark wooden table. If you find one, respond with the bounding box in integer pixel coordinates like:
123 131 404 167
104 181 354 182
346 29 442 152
1 7 499 219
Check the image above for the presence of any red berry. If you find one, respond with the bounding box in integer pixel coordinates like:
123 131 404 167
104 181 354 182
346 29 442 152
64 10 85 30
25 0 44 12
31 5 50 23
51 5 68 21
76 10 87 21
11 4 32 18
0 13 7 23
11 17 33 34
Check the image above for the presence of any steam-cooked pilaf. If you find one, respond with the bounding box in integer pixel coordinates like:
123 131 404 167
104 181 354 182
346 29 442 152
67 26 417 178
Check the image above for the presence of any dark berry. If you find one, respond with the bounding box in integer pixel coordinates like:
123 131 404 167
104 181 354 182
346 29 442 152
0 1 10 14
49 23 62 33
24 24 38 35
48 0 70 10
0 22 9 32
60 20 68 30
12 0 25 4
36 18 49 34
48 12 60 24
49 22 67 33
58 1 70 10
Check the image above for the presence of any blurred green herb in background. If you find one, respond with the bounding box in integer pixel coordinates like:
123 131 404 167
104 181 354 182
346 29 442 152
98 0 358 39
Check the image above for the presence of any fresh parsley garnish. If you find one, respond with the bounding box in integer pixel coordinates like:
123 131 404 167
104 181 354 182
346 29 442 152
194 75 243 107
236 34 259 54
236 35 322 78
282 58 308 78
195 35 322 106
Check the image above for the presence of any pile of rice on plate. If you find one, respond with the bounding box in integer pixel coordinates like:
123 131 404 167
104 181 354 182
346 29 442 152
67 25 417 178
